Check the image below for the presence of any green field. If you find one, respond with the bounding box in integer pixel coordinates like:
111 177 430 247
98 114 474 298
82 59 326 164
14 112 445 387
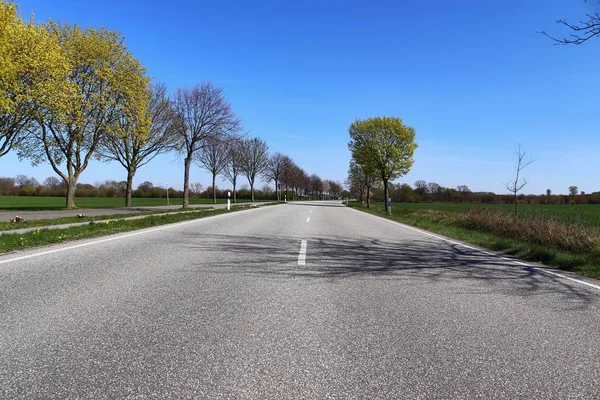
385 202 600 228
0 196 252 210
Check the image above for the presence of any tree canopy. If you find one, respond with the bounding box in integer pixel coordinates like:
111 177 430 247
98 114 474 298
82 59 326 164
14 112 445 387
348 116 417 213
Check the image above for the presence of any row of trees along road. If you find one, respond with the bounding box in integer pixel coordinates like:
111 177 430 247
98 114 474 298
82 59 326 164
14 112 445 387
347 116 418 214
0 2 339 208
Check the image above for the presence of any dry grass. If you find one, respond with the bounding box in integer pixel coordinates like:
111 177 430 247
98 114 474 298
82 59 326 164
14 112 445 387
458 209 600 253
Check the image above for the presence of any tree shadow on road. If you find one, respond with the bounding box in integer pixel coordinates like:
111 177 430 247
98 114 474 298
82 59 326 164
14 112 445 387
185 233 598 310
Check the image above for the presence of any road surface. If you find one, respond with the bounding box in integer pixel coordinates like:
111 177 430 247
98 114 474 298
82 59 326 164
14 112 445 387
1 201 599 399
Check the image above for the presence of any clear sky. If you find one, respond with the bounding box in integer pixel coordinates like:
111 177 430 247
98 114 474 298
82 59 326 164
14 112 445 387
1 0 598 195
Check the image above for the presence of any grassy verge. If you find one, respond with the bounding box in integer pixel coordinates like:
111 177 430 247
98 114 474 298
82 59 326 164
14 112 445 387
347 202 600 280
0 206 255 254
0 210 182 231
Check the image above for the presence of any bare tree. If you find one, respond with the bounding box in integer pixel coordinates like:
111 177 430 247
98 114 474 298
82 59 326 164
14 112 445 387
97 83 175 207
263 152 286 202
414 180 428 195
197 135 230 204
506 144 537 216
280 155 295 200
541 1 600 45
240 137 269 202
221 138 244 203
309 174 323 201
191 182 203 196
171 82 241 207
43 176 62 188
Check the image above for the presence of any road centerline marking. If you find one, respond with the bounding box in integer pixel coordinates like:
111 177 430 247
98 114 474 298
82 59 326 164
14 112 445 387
298 240 307 266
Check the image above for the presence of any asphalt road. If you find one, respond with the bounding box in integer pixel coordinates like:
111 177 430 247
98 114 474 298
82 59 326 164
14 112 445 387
1 201 599 399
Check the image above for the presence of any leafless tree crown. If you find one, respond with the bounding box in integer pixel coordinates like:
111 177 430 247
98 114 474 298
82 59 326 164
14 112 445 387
541 0 600 45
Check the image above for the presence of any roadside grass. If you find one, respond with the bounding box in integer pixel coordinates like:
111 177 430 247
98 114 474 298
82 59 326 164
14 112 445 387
0 209 185 231
0 206 255 254
0 196 253 211
348 202 600 279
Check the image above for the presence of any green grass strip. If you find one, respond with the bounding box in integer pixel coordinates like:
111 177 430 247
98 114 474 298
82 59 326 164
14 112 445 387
347 202 600 280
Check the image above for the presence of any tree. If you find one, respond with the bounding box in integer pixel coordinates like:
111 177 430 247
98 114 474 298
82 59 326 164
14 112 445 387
240 137 269 202
171 82 241 208
427 182 441 196
328 180 343 199
0 2 68 158
191 182 203 196
569 185 579 197
414 180 428 195
97 82 174 207
138 181 154 191
506 144 537 216
221 138 243 203
18 23 144 208
197 135 230 204
349 117 417 214
546 188 552 197
457 185 470 194
15 174 38 188
43 176 62 188
347 160 377 205
263 152 286 201
309 174 323 200
541 1 600 45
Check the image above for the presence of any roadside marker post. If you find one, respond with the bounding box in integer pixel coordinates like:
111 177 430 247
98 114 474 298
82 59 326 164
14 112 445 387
227 191 231 210
285 195 287 203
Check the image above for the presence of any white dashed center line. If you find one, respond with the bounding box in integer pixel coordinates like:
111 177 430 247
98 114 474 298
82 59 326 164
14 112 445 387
298 240 307 266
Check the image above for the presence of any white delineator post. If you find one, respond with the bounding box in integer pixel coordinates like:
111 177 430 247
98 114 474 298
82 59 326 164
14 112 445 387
227 191 231 210
284 195 287 203
166 182 169 206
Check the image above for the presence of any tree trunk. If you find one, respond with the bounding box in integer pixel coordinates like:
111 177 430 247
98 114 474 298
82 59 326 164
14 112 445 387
366 185 371 209
66 176 77 209
233 178 237 203
212 173 217 204
384 179 390 214
251 182 255 202
276 181 280 202
183 156 191 208
125 169 135 207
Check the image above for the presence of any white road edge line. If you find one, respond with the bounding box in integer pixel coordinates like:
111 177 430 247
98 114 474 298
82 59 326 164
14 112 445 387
0 206 274 266
346 207 600 292
298 240 307 266
306 217 310 223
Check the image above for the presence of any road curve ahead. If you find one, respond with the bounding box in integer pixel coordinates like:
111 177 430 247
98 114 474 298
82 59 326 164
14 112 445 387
1 201 599 399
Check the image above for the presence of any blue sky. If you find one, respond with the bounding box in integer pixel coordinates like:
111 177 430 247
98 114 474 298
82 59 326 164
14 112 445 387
2 0 598 194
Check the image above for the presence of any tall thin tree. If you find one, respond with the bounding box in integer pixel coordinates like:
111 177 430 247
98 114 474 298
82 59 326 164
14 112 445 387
171 82 241 208
197 135 230 204
240 137 269 202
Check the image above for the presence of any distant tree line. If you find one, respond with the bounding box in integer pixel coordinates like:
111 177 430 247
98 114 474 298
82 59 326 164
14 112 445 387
0 174 345 202
0 2 338 208
351 180 600 205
